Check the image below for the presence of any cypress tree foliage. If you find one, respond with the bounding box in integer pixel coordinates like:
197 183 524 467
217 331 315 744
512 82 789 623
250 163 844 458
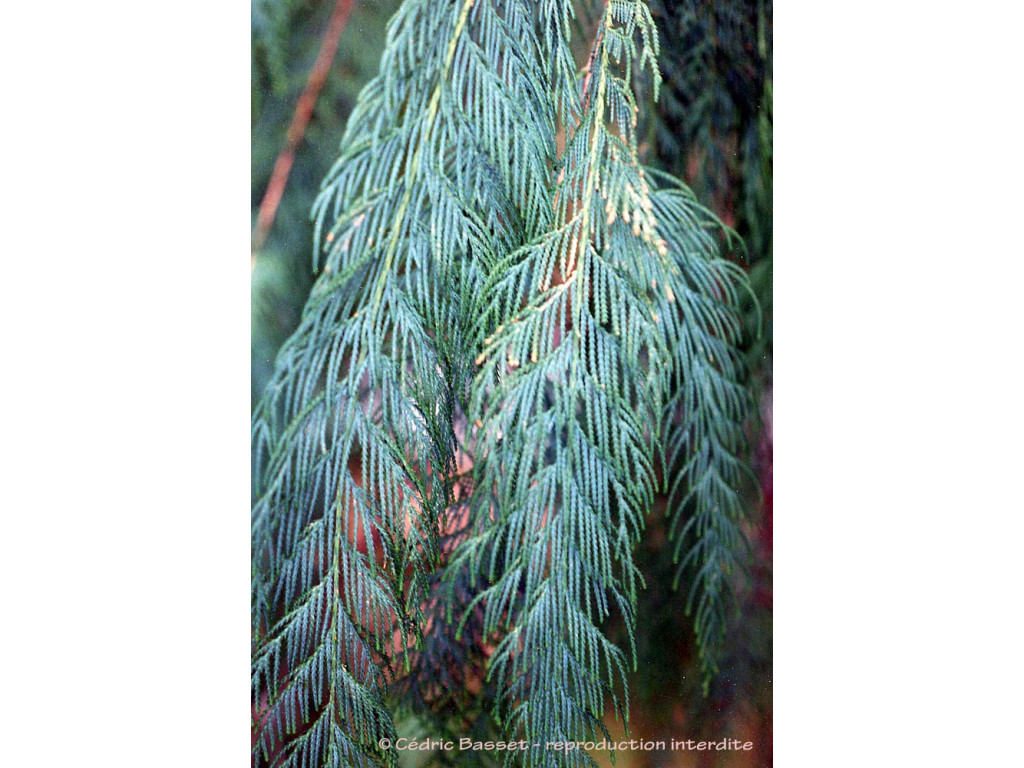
453 1 669 758
641 0 771 698
251 1 762 766
650 175 755 691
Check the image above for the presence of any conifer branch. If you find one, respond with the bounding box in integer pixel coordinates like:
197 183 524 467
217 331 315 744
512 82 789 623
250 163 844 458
452 2 676 763
648 172 755 693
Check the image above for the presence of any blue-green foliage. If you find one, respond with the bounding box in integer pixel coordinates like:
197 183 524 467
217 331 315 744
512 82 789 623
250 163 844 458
452 3 669 764
646 172 756 692
252 1 758 766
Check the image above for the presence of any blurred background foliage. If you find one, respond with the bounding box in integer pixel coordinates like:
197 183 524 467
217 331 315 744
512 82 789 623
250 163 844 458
251 1 771 765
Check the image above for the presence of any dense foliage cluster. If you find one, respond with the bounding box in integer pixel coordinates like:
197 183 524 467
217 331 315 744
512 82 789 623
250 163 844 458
251 1 771 766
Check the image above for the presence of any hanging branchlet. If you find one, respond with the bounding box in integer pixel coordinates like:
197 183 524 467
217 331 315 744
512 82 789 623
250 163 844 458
449 2 702 766
645 169 756 693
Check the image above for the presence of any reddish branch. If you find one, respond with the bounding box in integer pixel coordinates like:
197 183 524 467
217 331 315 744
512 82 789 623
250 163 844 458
578 0 609 116
253 0 355 254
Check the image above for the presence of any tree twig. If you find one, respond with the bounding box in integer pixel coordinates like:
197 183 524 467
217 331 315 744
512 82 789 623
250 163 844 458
579 0 609 116
252 0 355 255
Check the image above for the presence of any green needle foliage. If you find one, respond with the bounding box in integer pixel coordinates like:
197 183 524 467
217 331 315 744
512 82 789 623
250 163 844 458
649 174 756 691
251 1 762 766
